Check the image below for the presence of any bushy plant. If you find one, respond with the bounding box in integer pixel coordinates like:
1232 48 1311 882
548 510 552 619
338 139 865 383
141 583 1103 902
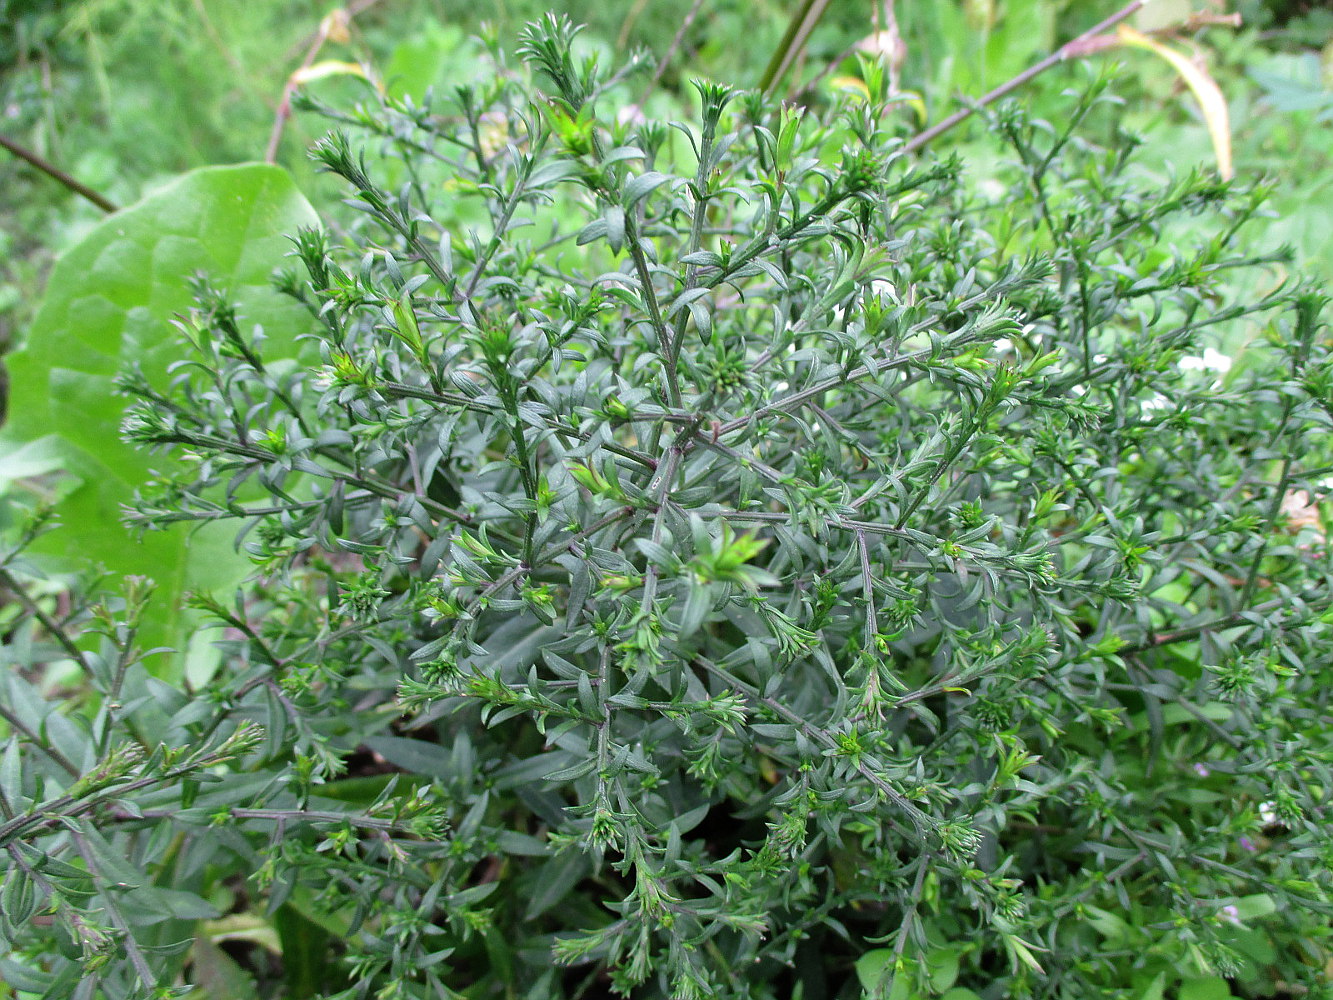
3 15 1331 1000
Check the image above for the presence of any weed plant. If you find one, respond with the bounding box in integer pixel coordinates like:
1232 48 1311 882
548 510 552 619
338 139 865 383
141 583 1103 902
2 16 1331 1000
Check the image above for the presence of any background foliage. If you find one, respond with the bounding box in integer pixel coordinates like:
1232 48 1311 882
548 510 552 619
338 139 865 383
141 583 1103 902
0 164 317 659
1 0 1331 349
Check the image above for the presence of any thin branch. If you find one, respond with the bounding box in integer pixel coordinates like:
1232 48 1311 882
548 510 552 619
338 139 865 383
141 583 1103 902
759 0 833 96
616 0 652 52
280 0 388 64
0 567 96 676
70 829 158 986
693 653 934 838
1119 589 1333 655
902 2 1145 156
0 131 117 213
638 445 684 612
266 27 329 164
448 505 637 639
874 856 932 1000
0 702 81 778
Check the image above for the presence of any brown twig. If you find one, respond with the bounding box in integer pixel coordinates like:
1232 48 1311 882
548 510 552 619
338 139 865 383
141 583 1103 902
0 131 117 213
266 4 384 164
759 0 833 96
280 0 388 64
903 1 1145 155
265 23 332 164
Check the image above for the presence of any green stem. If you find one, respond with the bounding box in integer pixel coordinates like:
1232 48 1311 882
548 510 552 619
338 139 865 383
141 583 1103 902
758 0 830 96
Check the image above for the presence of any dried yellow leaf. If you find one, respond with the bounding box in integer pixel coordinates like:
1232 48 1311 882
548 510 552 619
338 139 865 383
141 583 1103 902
1114 24 1233 179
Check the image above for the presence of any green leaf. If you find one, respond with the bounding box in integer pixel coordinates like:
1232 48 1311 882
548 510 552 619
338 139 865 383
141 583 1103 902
604 206 626 254
1178 977 1234 1000
0 738 23 814
622 171 671 208
677 582 714 640
274 901 334 998
364 735 454 777
1132 972 1167 1000
202 912 282 955
1084 904 1134 943
1231 893 1277 921
184 935 260 1000
118 886 221 923
483 924 517 992
383 22 483 102
855 948 906 999
0 164 317 674
855 945 962 999
1222 925 1276 969
75 820 146 889
924 947 960 993
0 958 52 993
313 773 408 805
523 849 591 920
527 159 581 191
0 438 68 497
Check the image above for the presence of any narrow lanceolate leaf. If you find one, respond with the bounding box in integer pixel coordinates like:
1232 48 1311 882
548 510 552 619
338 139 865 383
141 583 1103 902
676 582 714 640
622 171 672 209
0 739 23 814
290 60 372 87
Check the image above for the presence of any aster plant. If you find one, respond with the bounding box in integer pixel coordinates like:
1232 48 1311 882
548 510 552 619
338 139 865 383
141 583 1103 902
2 15 1330 1000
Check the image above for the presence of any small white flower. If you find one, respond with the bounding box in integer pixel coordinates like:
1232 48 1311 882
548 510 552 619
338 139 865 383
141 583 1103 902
856 29 905 63
1220 904 1241 925
1280 489 1325 542
1192 763 1210 778
1178 347 1232 374
870 278 899 303
1258 801 1278 825
617 104 646 127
